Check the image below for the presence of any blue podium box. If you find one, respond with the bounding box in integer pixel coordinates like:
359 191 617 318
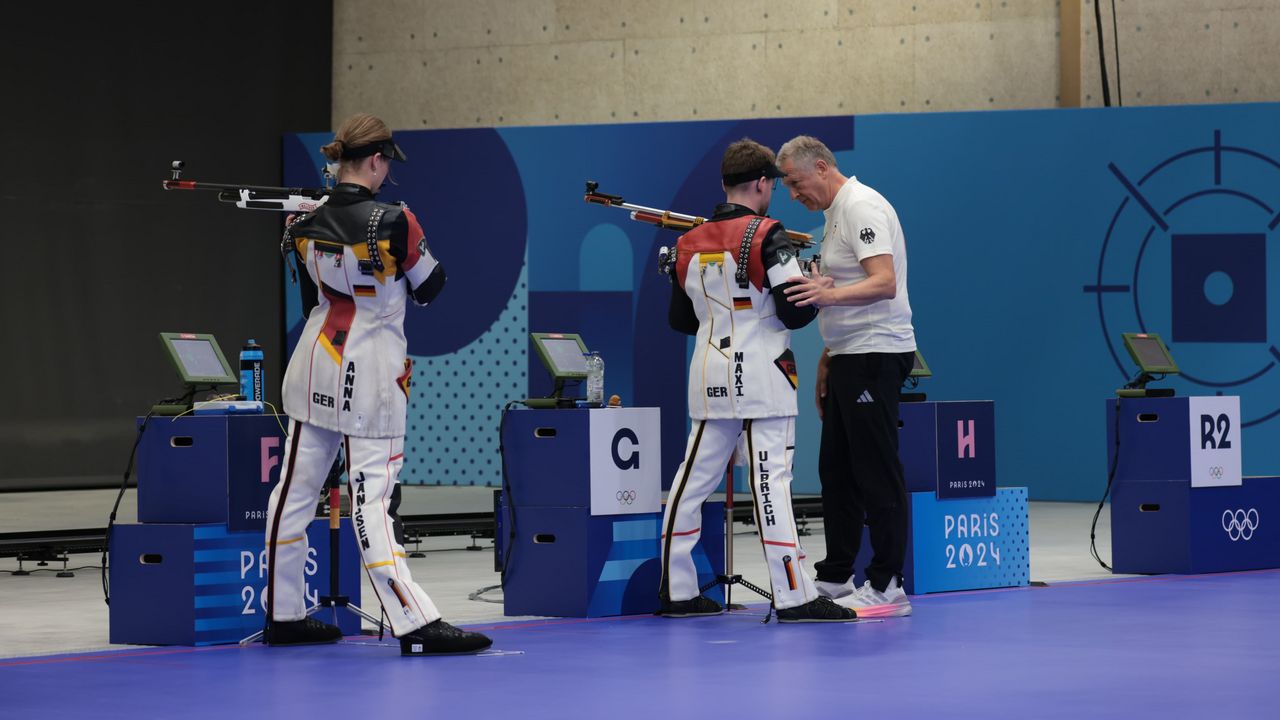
899 401 996 498
109 518 361 646
500 407 724 616
501 504 725 618
849 488 1030 595
1105 397 1273 574
1111 475 1280 574
136 415 285 532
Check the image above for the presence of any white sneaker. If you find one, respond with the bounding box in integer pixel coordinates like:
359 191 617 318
814 579 854 599
836 579 912 618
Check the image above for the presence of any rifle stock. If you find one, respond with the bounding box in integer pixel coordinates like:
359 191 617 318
583 180 813 247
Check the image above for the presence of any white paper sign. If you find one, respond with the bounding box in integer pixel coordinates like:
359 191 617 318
1187 396 1242 488
589 408 661 515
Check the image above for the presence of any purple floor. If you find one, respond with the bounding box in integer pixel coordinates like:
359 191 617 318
4 570 1277 718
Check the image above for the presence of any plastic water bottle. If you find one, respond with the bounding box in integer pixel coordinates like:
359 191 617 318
585 351 605 407
240 339 264 402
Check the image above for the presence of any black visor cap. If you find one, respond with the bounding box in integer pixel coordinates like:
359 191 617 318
722 162 785 187
340 137 407 163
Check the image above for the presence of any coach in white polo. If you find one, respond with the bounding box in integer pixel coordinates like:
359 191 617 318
778 135 916 618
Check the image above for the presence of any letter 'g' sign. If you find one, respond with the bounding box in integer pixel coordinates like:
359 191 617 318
612 428 640 470
589 408 661 516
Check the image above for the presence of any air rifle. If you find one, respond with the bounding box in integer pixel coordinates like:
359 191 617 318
583 180 814 248
161 161 331 213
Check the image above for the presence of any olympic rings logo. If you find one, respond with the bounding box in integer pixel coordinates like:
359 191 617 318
1221 508 1259 542
616 490 637 505
1209 466 1224 481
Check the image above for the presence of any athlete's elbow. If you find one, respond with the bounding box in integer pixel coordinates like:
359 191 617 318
412 265 446 305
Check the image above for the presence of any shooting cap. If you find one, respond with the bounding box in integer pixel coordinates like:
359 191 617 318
340 137 408 163
721 161 785 187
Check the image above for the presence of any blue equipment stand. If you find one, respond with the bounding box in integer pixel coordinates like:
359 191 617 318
1107 396 1280 574
136 414 285 532
109 518 362 645
112 414 363 645
500 407 724 617
866 400 1029 594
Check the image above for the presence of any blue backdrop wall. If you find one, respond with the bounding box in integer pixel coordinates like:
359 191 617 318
285 103 1280 501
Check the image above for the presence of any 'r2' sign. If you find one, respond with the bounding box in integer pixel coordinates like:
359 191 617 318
1200 413 1232 450
1187 397 1241 488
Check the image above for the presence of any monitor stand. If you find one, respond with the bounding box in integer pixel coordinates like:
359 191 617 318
523 377 581 409
1115 372 1176 398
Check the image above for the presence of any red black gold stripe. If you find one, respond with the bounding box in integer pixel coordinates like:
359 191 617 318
353 284 377 297
387 578 411 608
396 358 413 398
265 420 303 621
659 421 705 601
774 354 798 390
733 297 752 310
318 282 355 365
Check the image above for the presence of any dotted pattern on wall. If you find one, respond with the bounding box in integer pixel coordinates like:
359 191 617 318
990 487 1030 587
401 264 528 486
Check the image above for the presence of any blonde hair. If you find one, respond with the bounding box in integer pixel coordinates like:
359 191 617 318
319 113 393 164
777 135 838 171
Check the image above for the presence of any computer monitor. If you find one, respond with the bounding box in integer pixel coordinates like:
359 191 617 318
1122 333 1179 375
528 333 591 407
901 348 930 402
531 332 590 380
910 349 932 378
159 332 238 386
1116 332 1178 397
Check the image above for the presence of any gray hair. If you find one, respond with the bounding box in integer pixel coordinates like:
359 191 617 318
777 135 838 171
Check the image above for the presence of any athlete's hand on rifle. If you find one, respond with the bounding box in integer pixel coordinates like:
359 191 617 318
784 258 835 308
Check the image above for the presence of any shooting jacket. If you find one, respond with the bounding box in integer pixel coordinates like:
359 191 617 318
281 183 444 437
669 203 815 420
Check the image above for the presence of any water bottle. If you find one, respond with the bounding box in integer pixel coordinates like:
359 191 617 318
585 351 605 407
240 339 264 402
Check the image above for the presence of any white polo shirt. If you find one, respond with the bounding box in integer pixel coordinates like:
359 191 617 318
818 177 916 355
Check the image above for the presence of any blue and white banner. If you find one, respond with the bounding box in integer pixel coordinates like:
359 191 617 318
284 103 1280 501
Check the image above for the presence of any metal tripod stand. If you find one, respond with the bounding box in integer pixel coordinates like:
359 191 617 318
698 461 772 611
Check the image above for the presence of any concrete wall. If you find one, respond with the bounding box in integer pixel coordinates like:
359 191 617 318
331 0 1277 130
1076 0 1280 107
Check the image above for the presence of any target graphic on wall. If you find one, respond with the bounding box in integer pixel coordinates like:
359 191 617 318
1086 130 1280 427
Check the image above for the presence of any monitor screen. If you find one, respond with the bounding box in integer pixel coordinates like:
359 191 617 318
1122 333 1179 374
530 332 590 382
172 339 229 379
543 338 589 374
159 332 237 385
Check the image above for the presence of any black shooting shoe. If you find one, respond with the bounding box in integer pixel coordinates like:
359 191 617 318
776 596 858 623
263 617 343 646
399 619 493 656
658 595 724 618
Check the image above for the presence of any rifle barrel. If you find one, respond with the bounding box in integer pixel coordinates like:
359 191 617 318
162 179 328 198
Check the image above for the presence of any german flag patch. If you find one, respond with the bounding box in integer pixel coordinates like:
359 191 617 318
353 285 377 297
774 349 798 389
733 297 752 311
396 358 413 398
